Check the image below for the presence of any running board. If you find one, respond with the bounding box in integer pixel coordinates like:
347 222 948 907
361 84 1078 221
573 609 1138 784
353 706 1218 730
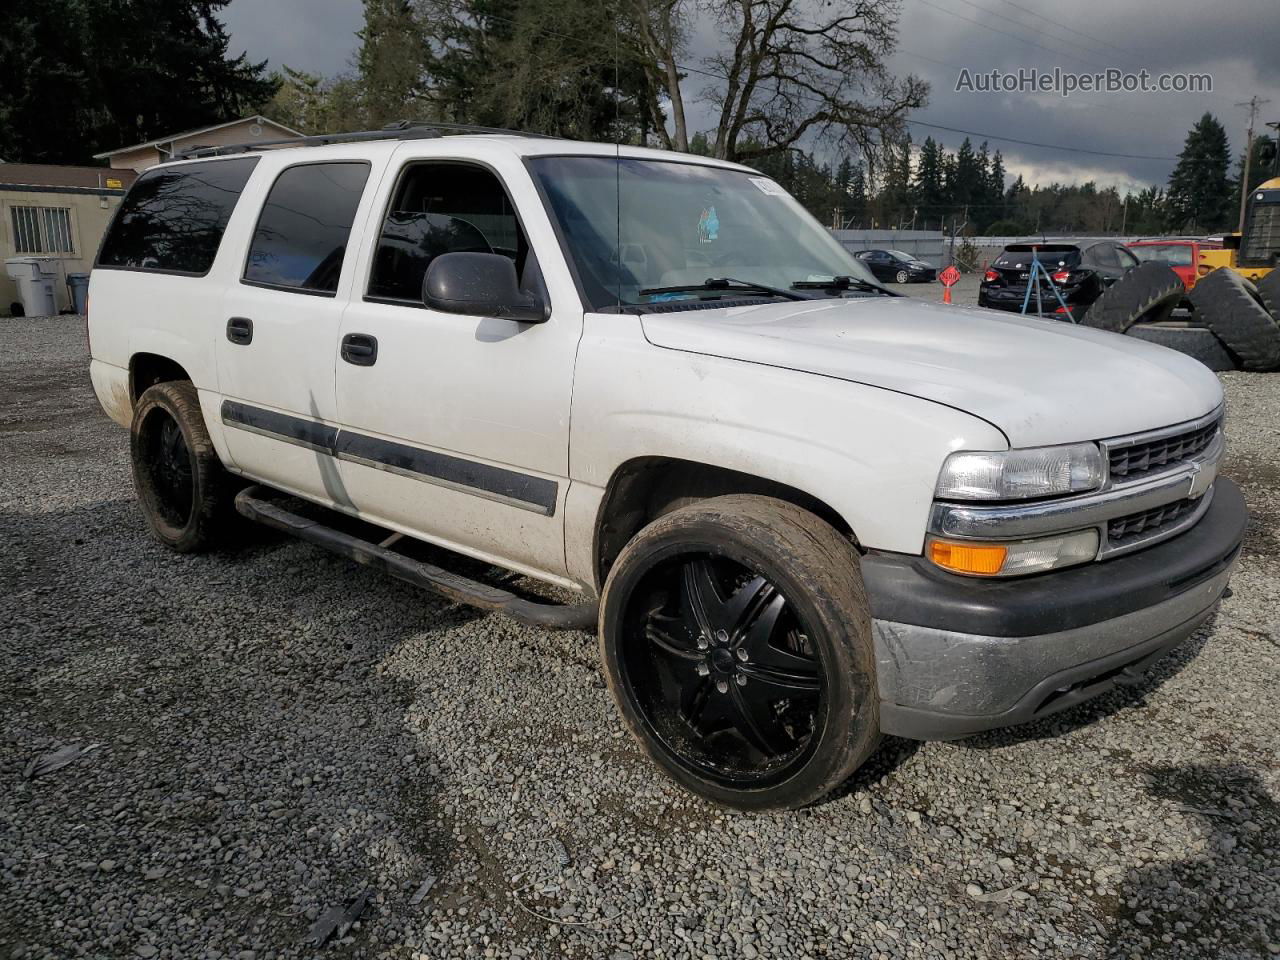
234 486 597 631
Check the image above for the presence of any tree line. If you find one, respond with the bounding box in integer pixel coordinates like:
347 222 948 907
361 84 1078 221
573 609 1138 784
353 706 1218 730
729 113 1262 237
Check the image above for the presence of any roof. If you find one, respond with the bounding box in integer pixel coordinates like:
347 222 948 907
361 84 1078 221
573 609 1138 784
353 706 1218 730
167 127 757 174
0 163 138 191
93 115 304 160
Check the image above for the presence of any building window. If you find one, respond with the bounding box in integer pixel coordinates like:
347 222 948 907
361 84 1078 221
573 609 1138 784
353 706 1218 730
10 206 75 255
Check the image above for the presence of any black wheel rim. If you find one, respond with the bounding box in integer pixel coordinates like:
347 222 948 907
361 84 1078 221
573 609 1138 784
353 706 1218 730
618 553 826 789
142 409 194 527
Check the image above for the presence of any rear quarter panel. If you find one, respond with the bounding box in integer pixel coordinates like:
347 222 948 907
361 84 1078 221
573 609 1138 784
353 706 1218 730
85 158 273 439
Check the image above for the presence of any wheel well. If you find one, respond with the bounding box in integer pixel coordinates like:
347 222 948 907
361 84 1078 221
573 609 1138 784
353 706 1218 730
593 457 856 589
129 353 191 401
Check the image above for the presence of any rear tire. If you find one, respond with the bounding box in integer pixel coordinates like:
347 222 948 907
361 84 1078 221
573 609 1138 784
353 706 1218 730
130 381 238 553
1188 268 1280 371
1125 324 1238 372
599 495 879 810
1080 262 1184 333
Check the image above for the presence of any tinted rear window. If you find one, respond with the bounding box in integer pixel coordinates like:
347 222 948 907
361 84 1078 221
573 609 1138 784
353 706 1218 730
97 158 259 275
994 247 1081 269
243 161 371 294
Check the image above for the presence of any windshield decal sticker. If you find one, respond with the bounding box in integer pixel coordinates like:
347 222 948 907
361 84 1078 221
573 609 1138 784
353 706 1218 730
749 177 786 196
697 206 720 244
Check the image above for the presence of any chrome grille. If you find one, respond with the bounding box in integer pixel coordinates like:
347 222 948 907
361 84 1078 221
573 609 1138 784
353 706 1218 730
1107 418 1220 482
1108 497 1198 547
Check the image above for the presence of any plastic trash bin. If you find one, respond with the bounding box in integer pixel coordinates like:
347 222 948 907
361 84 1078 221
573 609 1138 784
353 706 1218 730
5 257 59 317
67 272 91 315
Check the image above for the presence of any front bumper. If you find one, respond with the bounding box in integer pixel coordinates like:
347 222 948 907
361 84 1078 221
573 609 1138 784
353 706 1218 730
864 476 1246 740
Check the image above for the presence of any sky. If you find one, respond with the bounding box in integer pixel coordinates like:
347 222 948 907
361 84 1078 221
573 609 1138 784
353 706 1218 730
221 0 1280 193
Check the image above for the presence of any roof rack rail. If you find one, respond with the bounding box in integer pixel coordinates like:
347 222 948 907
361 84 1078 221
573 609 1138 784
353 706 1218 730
171 120 557 161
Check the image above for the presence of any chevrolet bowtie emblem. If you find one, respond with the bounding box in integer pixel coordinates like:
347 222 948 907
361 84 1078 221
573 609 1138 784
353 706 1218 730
1187 461 1213 499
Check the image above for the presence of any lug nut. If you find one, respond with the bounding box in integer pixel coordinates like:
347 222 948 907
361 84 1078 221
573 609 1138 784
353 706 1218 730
715 679 729 694
696 663 710 676
696 636 710 650
735 673 747 686
715 629 730 645
735 648 748 662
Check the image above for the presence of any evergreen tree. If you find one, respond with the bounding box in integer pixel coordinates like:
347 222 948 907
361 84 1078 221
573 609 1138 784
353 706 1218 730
0 0 276 163
357 0 428 128
846 161 868 226
912 137 946 226
950 137 983 208
1165 113 1234 232
418 0 646 141
984 148 1006 226
881 135 913 227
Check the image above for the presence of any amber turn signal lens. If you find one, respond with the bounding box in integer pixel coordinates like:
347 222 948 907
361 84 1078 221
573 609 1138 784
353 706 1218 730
929 540 1007 575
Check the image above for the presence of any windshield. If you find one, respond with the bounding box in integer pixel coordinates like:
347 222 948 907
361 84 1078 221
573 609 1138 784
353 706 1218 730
528 156 881 310
1130 243 1193 266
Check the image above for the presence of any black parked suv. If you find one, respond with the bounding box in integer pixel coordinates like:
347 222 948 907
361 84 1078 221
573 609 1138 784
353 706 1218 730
978 241 1139 320
854 249 938 284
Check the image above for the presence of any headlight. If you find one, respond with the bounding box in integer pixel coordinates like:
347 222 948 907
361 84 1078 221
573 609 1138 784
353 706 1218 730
935 443 1104 501
928 529 1100 577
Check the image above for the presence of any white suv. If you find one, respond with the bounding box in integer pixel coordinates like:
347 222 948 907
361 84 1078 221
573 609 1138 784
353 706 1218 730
87 125 1246 809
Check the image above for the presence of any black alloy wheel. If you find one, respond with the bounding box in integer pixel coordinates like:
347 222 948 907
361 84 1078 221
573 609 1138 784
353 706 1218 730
619 554 824 788
139 409 195 527
599 495 880 810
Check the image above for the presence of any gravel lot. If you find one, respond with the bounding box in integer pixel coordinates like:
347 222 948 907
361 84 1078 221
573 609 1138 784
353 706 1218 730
2 316 1278 960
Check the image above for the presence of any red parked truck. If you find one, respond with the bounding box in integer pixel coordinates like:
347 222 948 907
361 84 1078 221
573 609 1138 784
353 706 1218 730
1127 238 1223 293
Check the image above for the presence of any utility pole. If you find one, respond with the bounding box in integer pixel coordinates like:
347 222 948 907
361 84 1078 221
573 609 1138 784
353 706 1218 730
1236 96 1271 233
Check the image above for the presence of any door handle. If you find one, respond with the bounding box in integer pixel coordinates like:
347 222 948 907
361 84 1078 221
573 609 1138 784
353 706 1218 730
226 316 253 345
341 333 378 366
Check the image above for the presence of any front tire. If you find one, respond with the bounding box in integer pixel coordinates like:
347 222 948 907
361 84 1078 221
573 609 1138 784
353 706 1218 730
895 270 909 284
599 495 879 810
130 381 237 553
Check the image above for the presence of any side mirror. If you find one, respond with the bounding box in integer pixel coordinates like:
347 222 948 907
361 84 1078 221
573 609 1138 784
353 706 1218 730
423 252 549 324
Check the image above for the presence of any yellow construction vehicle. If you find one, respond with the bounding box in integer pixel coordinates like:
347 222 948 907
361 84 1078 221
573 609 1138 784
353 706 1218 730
1198 176 1280 282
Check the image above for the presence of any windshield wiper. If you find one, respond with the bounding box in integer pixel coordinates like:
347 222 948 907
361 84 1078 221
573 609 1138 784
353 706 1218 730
790 275 893 295
638 277 811 302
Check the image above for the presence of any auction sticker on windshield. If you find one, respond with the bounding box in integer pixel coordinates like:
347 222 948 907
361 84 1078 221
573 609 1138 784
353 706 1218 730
749 177 787 196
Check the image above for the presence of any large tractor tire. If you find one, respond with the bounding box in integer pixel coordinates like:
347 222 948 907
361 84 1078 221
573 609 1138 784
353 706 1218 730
1125 323 1238 372
1080 262 1184 334
1188 268 1280 371
1257 269 1280 323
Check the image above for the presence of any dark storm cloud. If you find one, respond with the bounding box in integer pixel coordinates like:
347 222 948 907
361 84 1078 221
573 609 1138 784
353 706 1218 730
883 0 1280 188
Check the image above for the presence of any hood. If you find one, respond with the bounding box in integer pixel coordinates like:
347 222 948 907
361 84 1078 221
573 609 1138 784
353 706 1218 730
640 296 1224 447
